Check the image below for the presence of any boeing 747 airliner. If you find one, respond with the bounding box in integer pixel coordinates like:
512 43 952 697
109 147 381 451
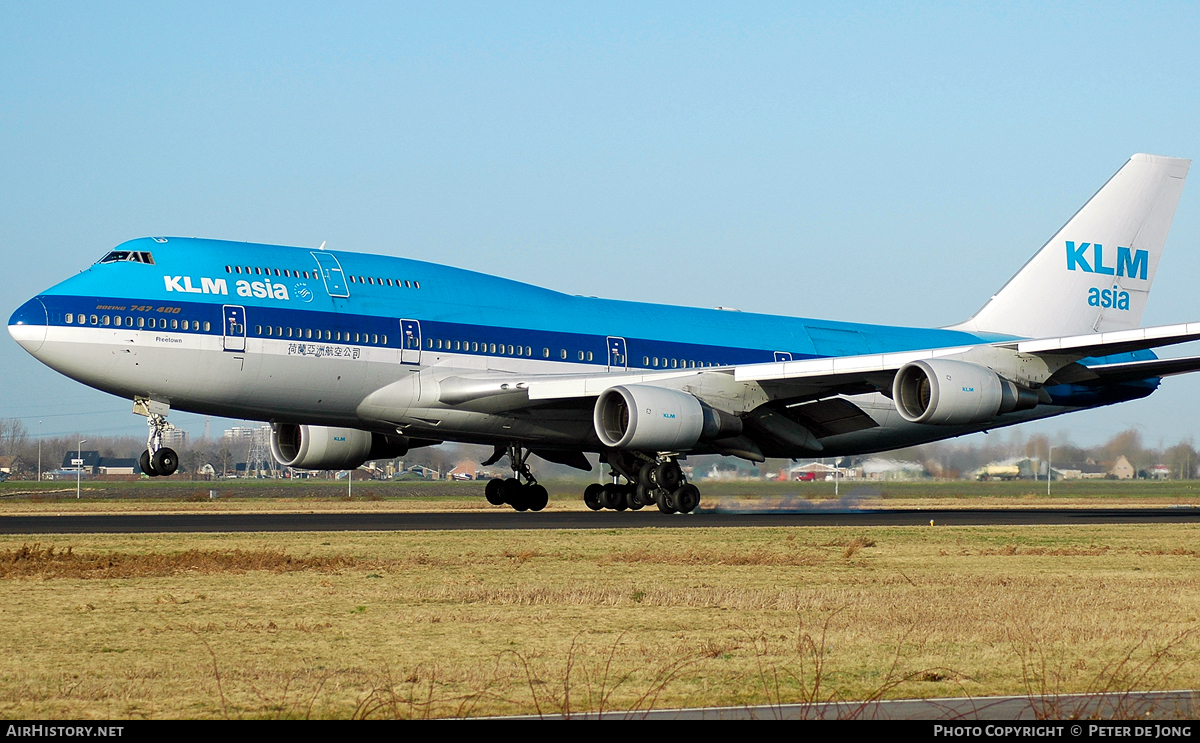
8 154 1197 513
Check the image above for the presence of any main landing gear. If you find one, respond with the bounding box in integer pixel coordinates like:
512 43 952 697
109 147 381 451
139 413 180 478
483 443 549 512
583 451 701 514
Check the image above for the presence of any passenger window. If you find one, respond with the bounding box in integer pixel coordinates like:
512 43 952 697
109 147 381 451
381 335 386 344
643 356 649 365
305 329 312 339
138 317 146 328
560 349 567 359
65 314 73 324
113 316 122 327
203 321 211 331
543 348 550 358
414 281 419 289
405 281 411 288
587 351 593 361
653 358 659 367
577 351 584 361
90 315 99 325
372 334 379 344
525 346 532 356
255 325 262 335
489 343 496 353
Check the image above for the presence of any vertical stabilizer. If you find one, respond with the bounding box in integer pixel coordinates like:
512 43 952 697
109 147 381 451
951 154 1190 339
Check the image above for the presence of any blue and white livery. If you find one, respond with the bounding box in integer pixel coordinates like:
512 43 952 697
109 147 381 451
8 154 1196 513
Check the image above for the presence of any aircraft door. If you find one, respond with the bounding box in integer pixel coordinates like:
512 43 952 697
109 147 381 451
607 336 628 371
400 319 422 364
222 305 246 352
774 351 793 362
310 251 350 298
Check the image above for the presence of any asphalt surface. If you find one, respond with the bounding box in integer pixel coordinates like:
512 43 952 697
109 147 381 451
505 690 1199 720
1 507 1198 533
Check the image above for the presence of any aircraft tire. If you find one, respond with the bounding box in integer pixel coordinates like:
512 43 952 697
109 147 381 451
527 484 549 512
655 488 677 514
485 478 505 505
152 448 179 477
500 477 524 504
655 461 682 492
625 487 644 510
611 485 629 511
638 461 656 488
139 450 157 478
599 484 622 510
583 483 603 511
673 484 700 514
635 482 655 506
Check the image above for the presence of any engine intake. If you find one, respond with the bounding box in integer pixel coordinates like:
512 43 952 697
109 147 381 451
893 359 1037 425
594 385 741 451
270 424 411 470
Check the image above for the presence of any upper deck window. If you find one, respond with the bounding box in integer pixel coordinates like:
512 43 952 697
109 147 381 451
98 250 154 265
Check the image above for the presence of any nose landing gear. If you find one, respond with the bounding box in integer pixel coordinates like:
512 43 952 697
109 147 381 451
134 397 179 477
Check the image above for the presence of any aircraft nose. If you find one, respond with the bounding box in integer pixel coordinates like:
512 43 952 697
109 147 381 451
8 296 48 354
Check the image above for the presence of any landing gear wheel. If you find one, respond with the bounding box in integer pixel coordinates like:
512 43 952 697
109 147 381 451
635 482 655 507
625 487 644 511
583 483 603 511
151 447 178 477
500 477 524 507
485 478 505 505
139 450 157 478
672 484 701 514
655 488 678 514
639 461 657 487
599 485 623 510
527 484 549 512
611 485 629 511
655 461 682 492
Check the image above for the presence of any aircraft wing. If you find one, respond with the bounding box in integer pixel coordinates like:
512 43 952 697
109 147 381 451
446 321 1200 413
732 321 1200 388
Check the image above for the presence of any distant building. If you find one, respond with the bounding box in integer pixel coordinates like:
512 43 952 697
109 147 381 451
1109 455 1135 480
161 428 188 449
59 451 143 476
861 458 924 481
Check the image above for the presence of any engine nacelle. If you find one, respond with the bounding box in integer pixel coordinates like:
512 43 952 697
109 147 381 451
594 385 741 451
893 359 1038 425
270 424 411 470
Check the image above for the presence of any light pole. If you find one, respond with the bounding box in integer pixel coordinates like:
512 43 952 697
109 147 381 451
37 421 42 483
75 439 87 500
1047 446 1054 496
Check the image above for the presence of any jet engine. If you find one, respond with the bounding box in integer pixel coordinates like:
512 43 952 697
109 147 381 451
594 385 741 451
270 424 411 470
892 359 1038 425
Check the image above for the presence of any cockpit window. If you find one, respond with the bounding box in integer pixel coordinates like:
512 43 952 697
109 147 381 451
98 250 155 265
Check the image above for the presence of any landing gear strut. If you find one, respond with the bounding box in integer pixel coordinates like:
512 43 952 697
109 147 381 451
141 412 179 477
587 451 700 514
483 443 548 512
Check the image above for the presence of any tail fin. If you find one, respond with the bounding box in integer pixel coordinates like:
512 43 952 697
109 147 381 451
950 153 1190 339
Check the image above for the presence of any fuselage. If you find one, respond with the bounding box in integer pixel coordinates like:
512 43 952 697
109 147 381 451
8 237 1158 457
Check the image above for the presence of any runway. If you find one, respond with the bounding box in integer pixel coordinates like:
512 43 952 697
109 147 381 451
0 507 1198 534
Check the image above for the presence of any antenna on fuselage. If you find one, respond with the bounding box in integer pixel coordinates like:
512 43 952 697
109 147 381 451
317 241 327 251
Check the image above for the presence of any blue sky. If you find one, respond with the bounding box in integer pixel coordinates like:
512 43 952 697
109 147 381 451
2 2 1198 447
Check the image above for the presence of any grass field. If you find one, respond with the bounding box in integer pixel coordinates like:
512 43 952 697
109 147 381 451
0 517 1197 718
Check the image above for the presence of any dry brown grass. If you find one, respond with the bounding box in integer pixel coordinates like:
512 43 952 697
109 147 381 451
0 524 1196 718
0 543 363 579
